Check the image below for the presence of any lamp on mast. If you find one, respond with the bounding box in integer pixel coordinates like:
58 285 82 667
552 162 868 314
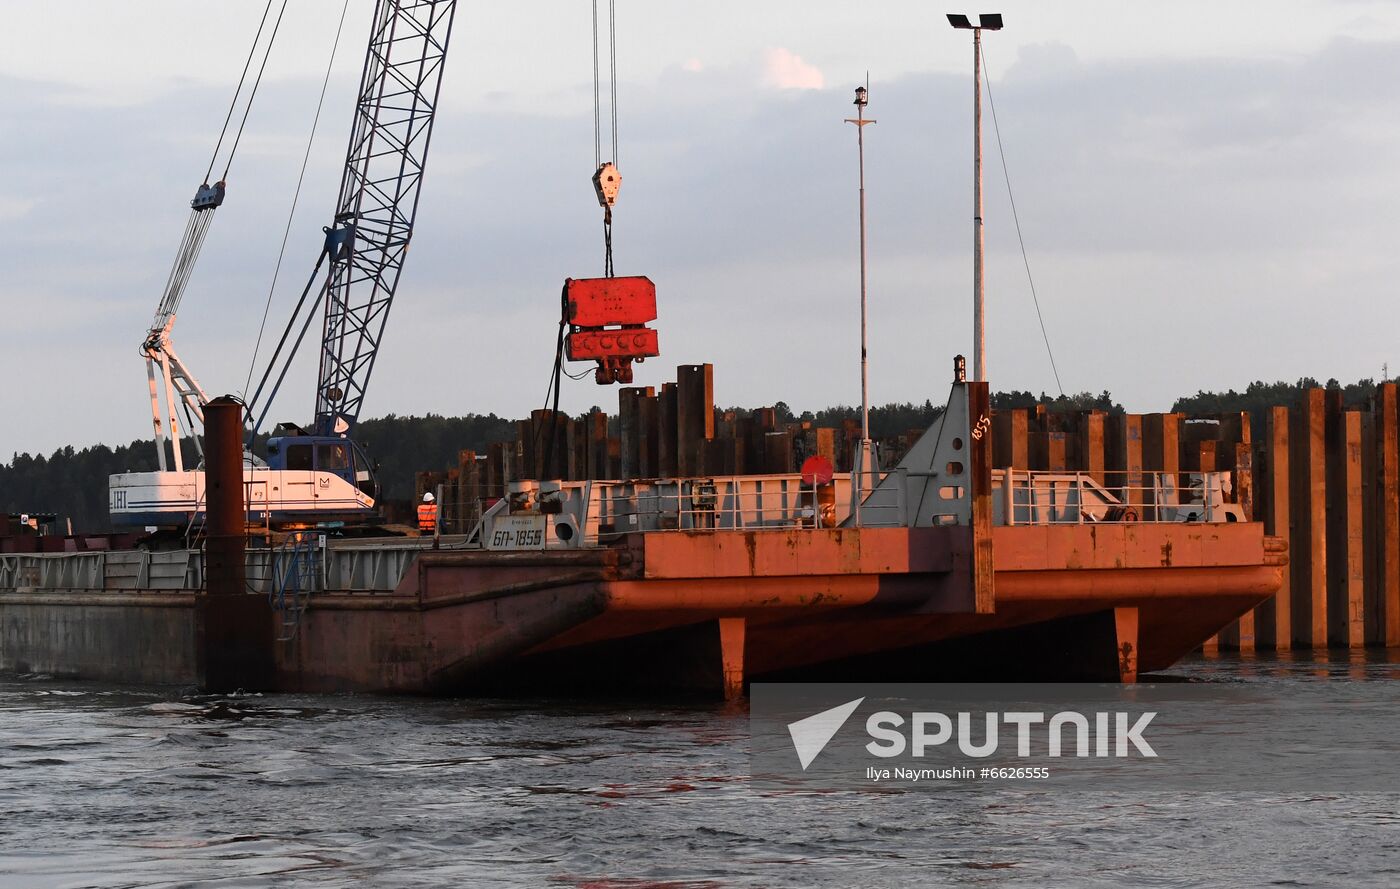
947 13 1003 384
845 82 877 524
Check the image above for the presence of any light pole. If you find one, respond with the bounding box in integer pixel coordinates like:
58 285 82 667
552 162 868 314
947 13 1002 384
845 84 876 523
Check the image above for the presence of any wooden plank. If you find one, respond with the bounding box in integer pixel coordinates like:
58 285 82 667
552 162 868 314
1255 407 1291 650
1107 414 1145 514
1079 411 1106 484
1289 389 1327 648
1324 401 1365 647
1143 413 1180 522
1371 384 1400 646
992 409 1029 469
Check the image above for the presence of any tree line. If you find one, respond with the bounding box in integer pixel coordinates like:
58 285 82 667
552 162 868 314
1171 377 1384 416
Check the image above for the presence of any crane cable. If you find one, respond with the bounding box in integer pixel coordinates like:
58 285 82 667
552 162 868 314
980 45 1064 397
592 0 619 277
204 1 273 185
154 0 288 333
242 0 354 402
205 0 290 186
220 1 290 183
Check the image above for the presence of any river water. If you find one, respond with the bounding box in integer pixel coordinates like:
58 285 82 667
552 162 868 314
2 653 1397 888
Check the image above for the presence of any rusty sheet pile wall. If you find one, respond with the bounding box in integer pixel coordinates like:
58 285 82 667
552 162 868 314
415 363 902 534
988 388 1400 651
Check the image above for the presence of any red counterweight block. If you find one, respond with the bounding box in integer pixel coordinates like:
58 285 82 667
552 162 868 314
563 276 661 384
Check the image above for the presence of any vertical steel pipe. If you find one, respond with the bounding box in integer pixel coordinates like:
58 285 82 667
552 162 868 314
203 396 245 597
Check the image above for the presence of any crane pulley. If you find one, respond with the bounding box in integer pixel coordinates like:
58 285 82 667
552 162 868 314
593 162 621 210
593 161 621 281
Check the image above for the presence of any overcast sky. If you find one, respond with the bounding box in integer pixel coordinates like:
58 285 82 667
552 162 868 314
3 1 1400 458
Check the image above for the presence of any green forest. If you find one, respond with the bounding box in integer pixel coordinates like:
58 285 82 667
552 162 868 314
1170 377 1382 416
2 379 1386 533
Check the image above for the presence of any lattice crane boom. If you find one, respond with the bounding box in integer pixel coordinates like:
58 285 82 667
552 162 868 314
313 0 456 438
141 179 226 473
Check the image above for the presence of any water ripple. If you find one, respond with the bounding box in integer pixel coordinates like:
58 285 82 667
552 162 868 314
0 655 1396 887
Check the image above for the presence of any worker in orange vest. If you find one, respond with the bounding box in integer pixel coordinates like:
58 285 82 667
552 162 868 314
417 492 438 535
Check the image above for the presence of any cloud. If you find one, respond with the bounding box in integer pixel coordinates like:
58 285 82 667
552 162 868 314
760 47 824 90
0 195 36 222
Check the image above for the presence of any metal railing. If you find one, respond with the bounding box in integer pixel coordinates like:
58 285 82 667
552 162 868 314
268 533 321 641
993 469 1244 525
0 550 203 591
2 541 419 596
585 474 863 539
471 473 902 550
849 466 915 527
0 551 103 590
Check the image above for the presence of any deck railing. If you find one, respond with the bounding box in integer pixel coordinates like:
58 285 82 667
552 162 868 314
993 469 1244 525
0 540 416 595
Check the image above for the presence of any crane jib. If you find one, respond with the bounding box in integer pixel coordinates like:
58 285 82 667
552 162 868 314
312 0 458 439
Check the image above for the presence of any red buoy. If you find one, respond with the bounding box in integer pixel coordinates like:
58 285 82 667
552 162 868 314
801 455 835 486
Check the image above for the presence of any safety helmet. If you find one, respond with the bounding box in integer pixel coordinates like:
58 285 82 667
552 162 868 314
422 492 435 503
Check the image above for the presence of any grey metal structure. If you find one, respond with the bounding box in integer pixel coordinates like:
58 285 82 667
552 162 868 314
141 182 225 472
313 0 457 438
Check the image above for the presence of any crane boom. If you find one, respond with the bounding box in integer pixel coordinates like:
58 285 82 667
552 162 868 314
140 182 226 473
313 0 457 437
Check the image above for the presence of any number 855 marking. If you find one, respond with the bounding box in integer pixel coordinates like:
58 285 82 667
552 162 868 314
971 414 991 441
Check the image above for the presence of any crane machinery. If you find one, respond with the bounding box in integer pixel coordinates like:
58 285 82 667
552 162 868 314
110 0 458 531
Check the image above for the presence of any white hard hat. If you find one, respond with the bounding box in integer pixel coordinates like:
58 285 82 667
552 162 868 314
423 492 435 502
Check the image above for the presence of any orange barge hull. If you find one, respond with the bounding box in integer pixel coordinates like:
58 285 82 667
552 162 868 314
264 521 1282 696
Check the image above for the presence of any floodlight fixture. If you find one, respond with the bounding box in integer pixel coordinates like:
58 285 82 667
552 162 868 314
946 13 1002 30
